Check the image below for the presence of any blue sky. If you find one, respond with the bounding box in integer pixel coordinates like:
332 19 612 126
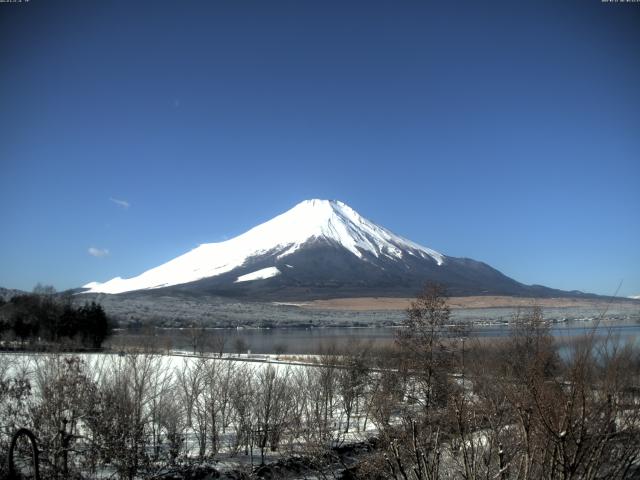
1 0 639 296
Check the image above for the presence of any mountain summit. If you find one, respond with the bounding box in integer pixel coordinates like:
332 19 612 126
84 199 443 295
83 199 582 299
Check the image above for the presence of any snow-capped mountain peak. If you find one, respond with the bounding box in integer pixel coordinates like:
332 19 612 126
260 199 444 263
83 199 444 294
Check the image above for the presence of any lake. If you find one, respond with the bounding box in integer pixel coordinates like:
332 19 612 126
109 316 640 354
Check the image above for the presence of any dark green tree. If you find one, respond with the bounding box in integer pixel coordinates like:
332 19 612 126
79 302 112 348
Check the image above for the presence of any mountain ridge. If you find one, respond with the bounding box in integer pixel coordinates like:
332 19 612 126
82 199 608 300
83 199 445 295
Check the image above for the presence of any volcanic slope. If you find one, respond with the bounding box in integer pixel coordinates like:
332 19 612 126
83 199 595 300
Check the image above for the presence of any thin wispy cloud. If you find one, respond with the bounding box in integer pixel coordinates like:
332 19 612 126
88 247 109 257
109 197 130 209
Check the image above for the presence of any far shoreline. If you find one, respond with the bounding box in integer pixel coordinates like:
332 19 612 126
301 295 640 311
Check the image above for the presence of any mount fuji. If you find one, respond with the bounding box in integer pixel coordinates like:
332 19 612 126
82 199 588 300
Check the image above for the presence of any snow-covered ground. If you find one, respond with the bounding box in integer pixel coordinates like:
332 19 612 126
0 350 381 478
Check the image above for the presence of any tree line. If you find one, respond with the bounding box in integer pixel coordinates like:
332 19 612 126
0 286 113 349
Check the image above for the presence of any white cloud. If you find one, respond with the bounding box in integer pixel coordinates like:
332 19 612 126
88 247 109 257
109 197 130 209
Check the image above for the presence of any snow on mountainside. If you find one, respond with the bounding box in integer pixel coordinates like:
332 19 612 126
235 267 281 283
83 199 445 294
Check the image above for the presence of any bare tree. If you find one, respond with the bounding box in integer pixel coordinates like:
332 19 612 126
337 344 370 433
201 358 236 456
156 386 187 464
86 356 147 480
229 364 256 457
211 332 227 358
253 365 292 464
233 337 249 355
29 355 95 478
396 283 451 410
0 355 32 471
182 358 209 460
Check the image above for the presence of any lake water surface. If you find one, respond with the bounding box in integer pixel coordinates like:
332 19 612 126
110 316 640 354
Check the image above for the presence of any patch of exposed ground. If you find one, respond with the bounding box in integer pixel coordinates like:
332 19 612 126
303 296 640 311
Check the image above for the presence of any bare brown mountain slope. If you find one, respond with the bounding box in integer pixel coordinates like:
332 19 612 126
303 296 640 311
